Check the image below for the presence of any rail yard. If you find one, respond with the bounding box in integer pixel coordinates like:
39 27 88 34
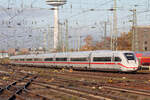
0 64 149 100
1 0 150 100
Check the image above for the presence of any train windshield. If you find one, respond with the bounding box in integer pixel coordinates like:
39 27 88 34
124 53 135 60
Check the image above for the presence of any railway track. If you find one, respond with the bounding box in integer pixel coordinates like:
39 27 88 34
0 73 51 100
8 64 150 82
32 81 112 100
0 65 150 100
38 70 150 91
33 75 150 100
0 75 39 100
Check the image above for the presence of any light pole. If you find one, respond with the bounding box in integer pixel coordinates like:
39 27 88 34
46 0 67 51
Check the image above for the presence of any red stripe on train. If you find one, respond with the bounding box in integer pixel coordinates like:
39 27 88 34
13 61 137 69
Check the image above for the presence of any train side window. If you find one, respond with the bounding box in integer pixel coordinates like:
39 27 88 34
70 58 88 61
34 58 42 61
56 58 67 61
93 57 111 62
44 58 53 61
15 59 18 61
114 57 122 62
20 59 24 61
26 59 32 61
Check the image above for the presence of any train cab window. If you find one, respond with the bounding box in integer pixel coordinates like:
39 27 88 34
70 58 88 62
56 58 67 61
93 57 111 62
26 59 32 61
44 58 53 61
34 58 42 61
124 53 135 60
114 57 122 62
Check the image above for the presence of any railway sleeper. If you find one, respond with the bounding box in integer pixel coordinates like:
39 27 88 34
5 75 31 91
24 89 52 100
66 86 127 100
8 76 38 100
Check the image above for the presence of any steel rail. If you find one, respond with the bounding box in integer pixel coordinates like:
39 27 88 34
8 76 37 100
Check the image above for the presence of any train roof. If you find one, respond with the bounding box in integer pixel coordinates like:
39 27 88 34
142 52 150 57
135 51 150 57
10 50 135 59
10 55 28 59
35 53 56 58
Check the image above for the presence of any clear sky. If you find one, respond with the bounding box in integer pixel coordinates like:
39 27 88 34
0 0 149 50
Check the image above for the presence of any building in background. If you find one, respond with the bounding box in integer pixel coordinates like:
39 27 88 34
0 51 9 58
136 26 150 51
19 48 29 55
29 47 45 54
8 48 17 56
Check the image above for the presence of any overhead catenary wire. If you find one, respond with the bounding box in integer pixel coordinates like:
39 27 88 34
0 0 150 50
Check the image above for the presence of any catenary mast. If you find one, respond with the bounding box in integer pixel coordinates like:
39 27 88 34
113 0 118 51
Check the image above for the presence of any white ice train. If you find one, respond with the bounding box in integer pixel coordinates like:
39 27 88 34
10 51 139 72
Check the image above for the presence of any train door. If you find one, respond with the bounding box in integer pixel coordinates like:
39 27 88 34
111 53 116 70
112 53 121 71
88 53 92 69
